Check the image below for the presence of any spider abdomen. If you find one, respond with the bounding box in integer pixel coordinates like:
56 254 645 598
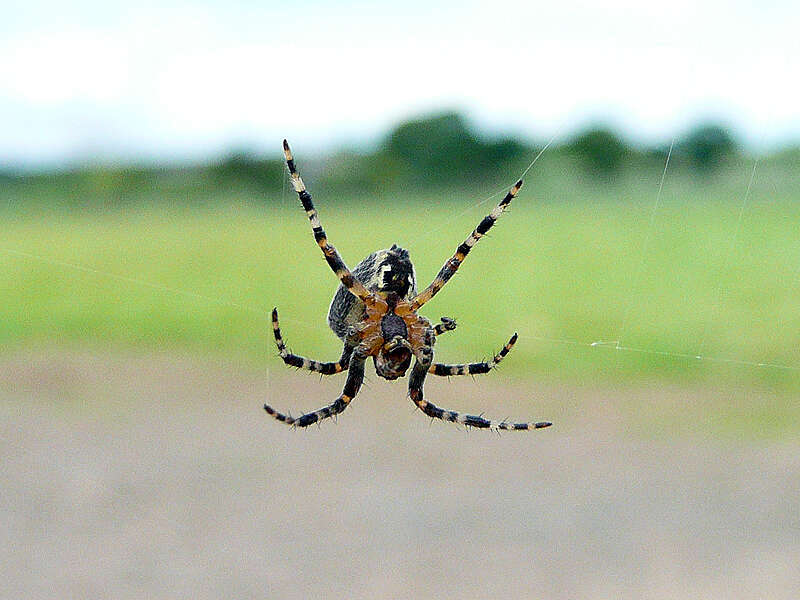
327 244 416 340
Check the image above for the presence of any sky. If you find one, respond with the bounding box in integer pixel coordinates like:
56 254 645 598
1 0 798 167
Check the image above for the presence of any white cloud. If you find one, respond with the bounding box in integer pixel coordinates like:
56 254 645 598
0 28 129 105
0 0 798 165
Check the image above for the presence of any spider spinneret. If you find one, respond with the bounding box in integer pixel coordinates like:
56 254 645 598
264 139 552 431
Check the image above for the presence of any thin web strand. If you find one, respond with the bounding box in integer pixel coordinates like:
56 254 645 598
695 158 759 358
766 176 800 328
1 246 273 318
0 246 391 337
404 132 559 249
458 320 800 372
615 139 674 350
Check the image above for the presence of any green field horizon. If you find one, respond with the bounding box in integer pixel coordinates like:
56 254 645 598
3 151 800 437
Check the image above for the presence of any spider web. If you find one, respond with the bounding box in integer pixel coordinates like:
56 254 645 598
2 135 799 377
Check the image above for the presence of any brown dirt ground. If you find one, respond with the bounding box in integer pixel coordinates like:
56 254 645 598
1 348 799 599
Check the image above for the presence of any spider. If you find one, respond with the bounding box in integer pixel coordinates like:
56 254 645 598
264 140 552 431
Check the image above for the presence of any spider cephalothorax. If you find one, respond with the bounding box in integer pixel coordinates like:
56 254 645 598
373 292 412 379
264 140 552 431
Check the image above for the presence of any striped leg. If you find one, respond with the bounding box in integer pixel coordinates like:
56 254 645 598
434 317 457 336
410 180 522 310
264 352 366 427
271 308 351 375
283 140 374 303
429 333 517 376
408 337 551 431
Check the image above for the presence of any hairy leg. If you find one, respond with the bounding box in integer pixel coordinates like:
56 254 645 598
271 308 351 374
407 331 551 431
264 350 367 427
283 140 375 303
411 179 522 310
433 316 457 336
429 333 517 376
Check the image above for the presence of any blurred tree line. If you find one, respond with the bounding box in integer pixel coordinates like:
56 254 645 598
1 110 795 208
321 112 749 193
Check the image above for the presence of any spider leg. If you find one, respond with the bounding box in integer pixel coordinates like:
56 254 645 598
282 140 375 303
271 308 351 375
429 333 517 376
433 316 457 336
264 351 366 427
410 180 522 310
407 331 550 431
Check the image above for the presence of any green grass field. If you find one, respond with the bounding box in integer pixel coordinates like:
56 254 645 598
3 164 800 398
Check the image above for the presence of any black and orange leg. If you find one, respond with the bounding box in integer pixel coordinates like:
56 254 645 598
283 140 374 303
407 334 551 431
434 317 457 336
264 350 367 427
271 308 351 375
429 333 517 376
411 180 523 310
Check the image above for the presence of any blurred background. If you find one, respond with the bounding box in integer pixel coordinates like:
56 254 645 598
2 1 799 598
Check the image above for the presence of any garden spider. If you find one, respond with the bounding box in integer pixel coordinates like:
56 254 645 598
264 140 552 431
